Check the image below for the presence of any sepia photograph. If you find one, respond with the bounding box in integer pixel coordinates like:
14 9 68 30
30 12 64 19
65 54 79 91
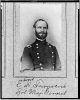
20 19 61 71
1 2 80 99
14 3 67 77
1 2 78 98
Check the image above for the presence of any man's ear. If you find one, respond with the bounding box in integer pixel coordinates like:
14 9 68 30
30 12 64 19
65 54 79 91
33 27 35 32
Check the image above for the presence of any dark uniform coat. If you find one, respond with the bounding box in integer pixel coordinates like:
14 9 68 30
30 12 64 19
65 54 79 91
21 39 61 71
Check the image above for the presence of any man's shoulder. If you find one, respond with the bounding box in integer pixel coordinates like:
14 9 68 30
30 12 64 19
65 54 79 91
24 41 36 50
27 45 32 48
24 45 32 50
47 42 56 49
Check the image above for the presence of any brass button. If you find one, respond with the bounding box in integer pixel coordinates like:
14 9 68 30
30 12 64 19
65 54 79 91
37 53 39 55
37 56 40 59
36 43 38 45
36 47 39 48
52 52 54 54
40 63 42 66
41 67 43 70
52 56 54 57
49 46 51 48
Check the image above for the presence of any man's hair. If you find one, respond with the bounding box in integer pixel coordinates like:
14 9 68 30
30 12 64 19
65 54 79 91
33 19 48 29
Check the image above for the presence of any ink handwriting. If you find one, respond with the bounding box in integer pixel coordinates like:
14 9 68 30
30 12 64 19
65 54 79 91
16 78 67 96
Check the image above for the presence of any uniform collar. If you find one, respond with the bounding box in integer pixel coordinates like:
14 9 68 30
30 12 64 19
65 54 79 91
35 39 47 44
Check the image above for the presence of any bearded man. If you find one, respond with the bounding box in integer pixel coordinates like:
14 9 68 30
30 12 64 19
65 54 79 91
20 19 61 71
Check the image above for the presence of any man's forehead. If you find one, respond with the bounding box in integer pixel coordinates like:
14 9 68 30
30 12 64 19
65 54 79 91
36 20 47 26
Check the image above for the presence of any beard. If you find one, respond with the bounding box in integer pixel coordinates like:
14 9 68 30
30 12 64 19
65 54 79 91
35 31 48 40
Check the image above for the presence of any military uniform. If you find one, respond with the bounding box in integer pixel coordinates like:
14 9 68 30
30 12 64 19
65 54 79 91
21 39 61 71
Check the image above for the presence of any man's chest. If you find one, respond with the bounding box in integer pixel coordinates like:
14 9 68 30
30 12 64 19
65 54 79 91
30 44 56 63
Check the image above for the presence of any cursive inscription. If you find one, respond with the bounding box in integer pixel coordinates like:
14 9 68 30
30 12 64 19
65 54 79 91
16 78 67 96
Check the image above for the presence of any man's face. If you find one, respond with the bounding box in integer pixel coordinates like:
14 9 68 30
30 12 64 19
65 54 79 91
34 21 48 40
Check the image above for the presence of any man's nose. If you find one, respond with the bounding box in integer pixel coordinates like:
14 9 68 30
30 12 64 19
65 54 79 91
41 27 44 31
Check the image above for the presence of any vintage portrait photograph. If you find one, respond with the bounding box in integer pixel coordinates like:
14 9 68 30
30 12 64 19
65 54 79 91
1 2 78 98
14 3 67 77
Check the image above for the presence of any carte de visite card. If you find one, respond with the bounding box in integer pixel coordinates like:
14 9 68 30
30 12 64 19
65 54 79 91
2 2 78 98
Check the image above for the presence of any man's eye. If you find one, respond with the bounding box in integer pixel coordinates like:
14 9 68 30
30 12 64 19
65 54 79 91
44 27 47 29
38 27 41 28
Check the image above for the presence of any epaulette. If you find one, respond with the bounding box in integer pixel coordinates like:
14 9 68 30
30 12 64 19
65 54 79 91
27 45 32 48
47 43 52 48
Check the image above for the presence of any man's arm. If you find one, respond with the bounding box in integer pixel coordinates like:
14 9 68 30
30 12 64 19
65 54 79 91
20 47 34 72
55 47 61 71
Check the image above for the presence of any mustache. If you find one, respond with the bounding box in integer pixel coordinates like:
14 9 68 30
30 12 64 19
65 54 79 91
39 34 45 36
35 31 48 35
38 32 47 34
